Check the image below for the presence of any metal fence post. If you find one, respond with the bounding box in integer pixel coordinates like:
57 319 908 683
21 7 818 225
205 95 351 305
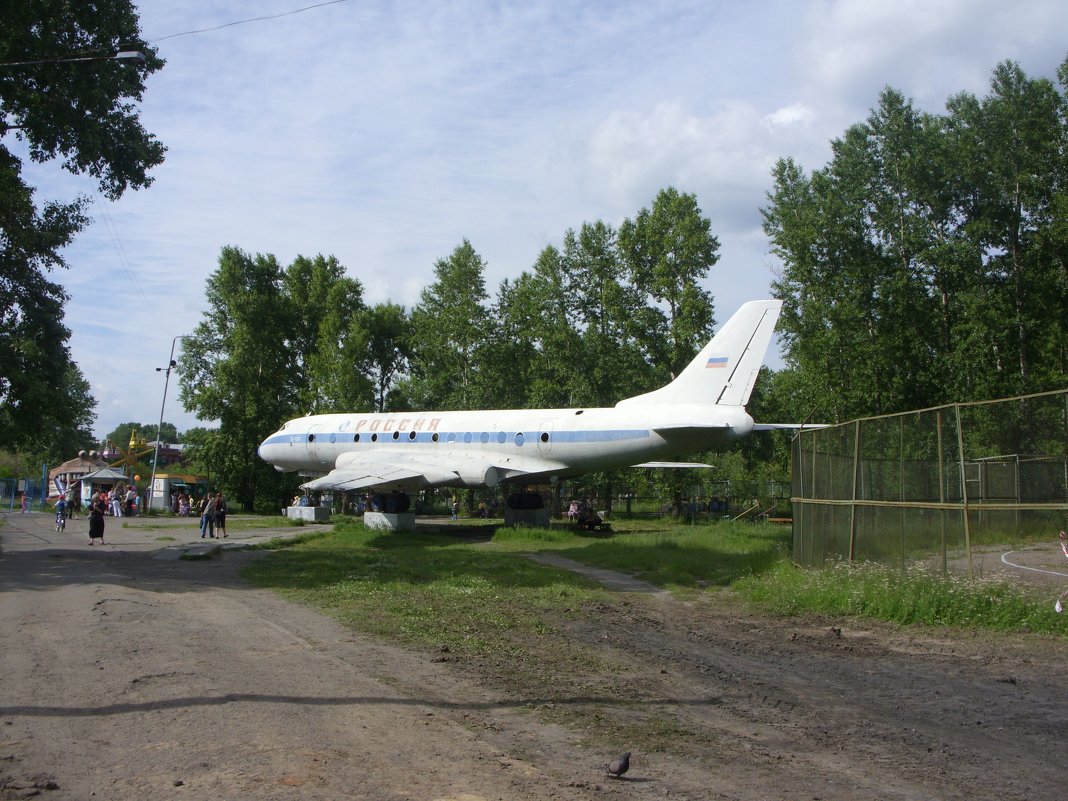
937 409 946 574
953 403 973 577
849 420 861 563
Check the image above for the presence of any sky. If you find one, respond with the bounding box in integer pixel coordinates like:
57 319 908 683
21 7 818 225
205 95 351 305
17 0 1068 441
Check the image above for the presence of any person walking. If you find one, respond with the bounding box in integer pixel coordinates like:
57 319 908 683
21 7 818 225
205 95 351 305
200 493 217 538
88 503 106 545
65 486 78 519
214 492 228 538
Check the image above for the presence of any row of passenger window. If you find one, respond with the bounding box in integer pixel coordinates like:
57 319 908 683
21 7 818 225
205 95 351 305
306 431 551 445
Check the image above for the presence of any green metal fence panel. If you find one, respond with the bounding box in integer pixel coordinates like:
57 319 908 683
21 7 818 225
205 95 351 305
792 389 1068 574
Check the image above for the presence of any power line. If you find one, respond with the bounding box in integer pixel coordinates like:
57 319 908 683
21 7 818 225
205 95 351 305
90 194 168 332
151 0 352 43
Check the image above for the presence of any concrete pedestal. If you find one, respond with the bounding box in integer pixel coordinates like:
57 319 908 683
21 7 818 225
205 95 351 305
363 511 416 531
283 506 331 522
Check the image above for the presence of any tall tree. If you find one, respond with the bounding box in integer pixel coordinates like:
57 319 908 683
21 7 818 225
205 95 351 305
179 247 295 511
361 302 413 412
619 187 719 379
485 246 583 410
946 60 1066 397
406 240 491 411
562 221 651 405
283 254 372 413
763 56 1068 419
0 1 165 451
31 361 95 460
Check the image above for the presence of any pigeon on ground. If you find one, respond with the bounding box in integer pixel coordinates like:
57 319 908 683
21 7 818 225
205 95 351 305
605 751 631 778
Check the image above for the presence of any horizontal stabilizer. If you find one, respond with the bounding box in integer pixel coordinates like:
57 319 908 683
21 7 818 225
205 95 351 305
631 461 713 469
751 423 830 431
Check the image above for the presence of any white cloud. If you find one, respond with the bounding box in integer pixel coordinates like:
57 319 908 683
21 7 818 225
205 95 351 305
763 102 815 129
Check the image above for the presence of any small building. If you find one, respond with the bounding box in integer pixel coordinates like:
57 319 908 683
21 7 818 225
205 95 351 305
48 455 107 503
149 473 209 512
79 467 132 505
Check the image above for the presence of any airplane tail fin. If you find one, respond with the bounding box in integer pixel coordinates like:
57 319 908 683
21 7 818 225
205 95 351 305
617 299 782 409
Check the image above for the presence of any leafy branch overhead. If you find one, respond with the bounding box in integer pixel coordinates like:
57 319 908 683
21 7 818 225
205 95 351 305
0 1 165 457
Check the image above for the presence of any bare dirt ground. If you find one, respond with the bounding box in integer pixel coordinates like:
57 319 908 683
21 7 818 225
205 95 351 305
2 510 1066 801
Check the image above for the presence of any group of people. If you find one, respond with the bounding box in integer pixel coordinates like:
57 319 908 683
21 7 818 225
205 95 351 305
567 499 606 531
101 485 139 517
171 491 194 517
43 485 228 545
198 492 228 539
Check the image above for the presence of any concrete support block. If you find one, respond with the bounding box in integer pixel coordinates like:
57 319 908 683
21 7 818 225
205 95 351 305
283 506 331 522
363 511 416 531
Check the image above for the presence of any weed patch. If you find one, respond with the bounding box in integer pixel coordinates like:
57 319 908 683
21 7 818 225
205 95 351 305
735 560 1068 634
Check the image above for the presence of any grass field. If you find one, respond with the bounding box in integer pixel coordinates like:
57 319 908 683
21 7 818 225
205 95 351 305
243 517 1068 643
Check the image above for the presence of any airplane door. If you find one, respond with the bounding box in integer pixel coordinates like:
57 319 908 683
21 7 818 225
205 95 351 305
538 419 556 455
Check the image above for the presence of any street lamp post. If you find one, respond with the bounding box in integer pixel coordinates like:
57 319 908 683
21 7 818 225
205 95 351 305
0 51 146 68
147 335 190 513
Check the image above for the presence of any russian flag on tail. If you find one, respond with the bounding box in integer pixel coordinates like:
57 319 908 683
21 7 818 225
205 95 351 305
705 356 728 369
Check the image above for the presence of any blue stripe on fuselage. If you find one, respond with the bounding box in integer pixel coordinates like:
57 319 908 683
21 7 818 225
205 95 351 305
260 429 650 446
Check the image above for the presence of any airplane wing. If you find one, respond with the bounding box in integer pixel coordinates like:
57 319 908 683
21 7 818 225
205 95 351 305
300 451 567 493
301 462 434 492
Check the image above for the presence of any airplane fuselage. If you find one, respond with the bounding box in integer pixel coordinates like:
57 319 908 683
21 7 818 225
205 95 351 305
258 403 754 490
257 300 783 494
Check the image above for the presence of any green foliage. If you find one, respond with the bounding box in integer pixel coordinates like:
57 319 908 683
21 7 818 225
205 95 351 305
362 302 412 412
180 248 300 511
735 560 1068 635
283 254 373 414
178 247 388 510
0 1 164 452
561 221 654 404
482 246 584 409
406 240 491 410
764 55 1068 420
1 1 166 197
619 187 719 378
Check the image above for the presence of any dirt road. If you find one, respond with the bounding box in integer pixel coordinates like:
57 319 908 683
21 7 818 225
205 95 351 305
2 511 1066 800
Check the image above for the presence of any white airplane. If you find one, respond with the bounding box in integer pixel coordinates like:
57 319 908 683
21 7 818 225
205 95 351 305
258 299 785 495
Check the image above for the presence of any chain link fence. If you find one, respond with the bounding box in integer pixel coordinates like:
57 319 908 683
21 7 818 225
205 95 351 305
792 389 1068 574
